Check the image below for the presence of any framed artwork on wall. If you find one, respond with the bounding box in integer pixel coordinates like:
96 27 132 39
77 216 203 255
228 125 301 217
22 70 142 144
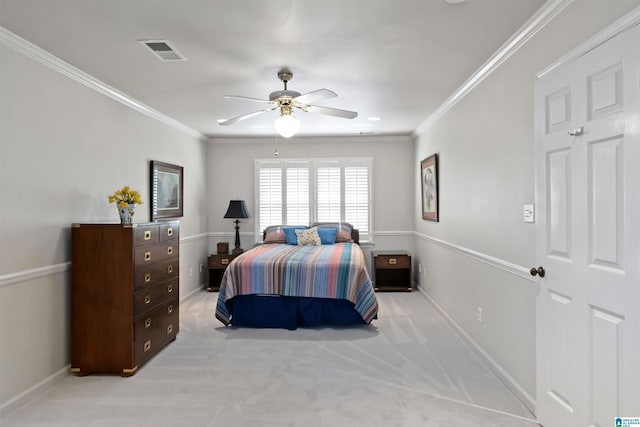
421 153 438 222
150 160 184 220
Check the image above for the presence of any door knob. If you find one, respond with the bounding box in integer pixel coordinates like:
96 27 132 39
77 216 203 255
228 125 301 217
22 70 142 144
530 266 545 278
568 126 584 136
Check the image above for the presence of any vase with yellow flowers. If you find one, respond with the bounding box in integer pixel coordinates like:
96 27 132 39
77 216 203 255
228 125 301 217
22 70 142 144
108 185 143 224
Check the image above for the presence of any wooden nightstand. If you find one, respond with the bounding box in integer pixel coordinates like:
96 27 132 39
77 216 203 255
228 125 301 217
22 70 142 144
372 251 412 292
207 253 239 292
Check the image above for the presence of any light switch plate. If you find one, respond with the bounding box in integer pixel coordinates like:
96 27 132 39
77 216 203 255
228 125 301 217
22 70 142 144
524 204 535 223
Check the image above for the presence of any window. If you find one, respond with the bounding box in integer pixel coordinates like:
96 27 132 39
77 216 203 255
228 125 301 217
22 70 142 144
255 158 373 240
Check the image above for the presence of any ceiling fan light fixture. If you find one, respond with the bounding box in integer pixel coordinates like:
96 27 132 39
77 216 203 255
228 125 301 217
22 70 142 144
221 69 357 133
274 113 300 138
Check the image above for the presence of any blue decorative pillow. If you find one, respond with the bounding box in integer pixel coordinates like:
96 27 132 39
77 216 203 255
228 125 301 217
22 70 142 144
283 226 307 245
311 222 354 243
317 227 338 245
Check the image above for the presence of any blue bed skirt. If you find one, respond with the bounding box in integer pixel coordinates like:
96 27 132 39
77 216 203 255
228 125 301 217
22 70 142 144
226 295 367 330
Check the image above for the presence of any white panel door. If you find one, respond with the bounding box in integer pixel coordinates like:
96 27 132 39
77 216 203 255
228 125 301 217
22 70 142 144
535 24 640 427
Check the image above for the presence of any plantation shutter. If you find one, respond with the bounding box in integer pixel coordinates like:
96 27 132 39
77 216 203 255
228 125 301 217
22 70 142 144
344 166 370 235
255 158 372 241
286 167 310 225
316 165 341 222
258 167 283 233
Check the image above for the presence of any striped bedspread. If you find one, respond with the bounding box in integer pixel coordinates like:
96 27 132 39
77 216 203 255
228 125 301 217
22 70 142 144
215 243 378 326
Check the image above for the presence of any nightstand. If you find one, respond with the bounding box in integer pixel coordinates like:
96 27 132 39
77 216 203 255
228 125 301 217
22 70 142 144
207 253 239 292
372 251 412 292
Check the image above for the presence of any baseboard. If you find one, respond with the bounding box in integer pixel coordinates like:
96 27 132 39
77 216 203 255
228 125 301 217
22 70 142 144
0 283 204 422
0 364 70 421
416 286 537 415
180 283 206 302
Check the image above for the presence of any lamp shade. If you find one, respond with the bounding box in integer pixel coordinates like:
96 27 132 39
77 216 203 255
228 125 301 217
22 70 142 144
274 114 300 138
224 200 250 219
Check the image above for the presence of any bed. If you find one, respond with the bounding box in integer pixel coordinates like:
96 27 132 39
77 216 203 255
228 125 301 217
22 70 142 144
215 223 378 329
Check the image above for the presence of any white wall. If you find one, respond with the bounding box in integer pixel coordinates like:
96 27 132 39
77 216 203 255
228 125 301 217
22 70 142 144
206 136 415 269
413 0 640 411
0 41 209 414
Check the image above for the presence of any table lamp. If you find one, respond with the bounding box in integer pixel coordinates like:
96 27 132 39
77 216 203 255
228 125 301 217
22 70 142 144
224 200 250 254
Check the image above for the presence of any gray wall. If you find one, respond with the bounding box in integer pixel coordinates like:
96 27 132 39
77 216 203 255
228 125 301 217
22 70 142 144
0 38 415 412
0 42 209 412
413 0 640 409
206 136 416 270
4 0 640 418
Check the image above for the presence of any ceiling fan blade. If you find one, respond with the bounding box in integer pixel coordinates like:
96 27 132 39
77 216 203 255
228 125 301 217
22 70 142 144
293 89 337 105
303 105 358 119
223 95 273 104
218 107 277 126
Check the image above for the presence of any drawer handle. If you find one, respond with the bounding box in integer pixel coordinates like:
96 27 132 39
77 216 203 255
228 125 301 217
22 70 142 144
144 273 151 283
144 230 151 240
167 228 173 237
144 251 151 261
167 284 173 293
167 265 173 274
144 295 151 305
221 258 229 265
167 246 173 255
389 258 397 265
167 304 173 314
144 317 151 329
167 324 173 334
144 340 151 352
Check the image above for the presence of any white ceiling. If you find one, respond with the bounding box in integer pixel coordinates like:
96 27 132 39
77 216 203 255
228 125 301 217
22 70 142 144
0 0 545 138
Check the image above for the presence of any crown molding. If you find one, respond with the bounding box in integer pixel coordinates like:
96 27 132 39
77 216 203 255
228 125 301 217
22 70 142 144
537 5 640 78
0 26 206 141
413 0 572 137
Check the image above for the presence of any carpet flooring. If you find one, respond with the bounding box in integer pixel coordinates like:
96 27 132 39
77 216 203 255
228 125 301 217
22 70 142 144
2 290 539 426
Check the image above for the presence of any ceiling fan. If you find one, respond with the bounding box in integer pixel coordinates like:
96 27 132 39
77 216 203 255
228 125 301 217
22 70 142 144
219 68 358 137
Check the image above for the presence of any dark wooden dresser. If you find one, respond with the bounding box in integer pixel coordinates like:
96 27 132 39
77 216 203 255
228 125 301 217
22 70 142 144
71 221 179 376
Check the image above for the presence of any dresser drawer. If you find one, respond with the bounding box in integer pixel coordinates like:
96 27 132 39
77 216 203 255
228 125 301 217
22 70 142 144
134 299 178 365
134 257 178 289
134 243 179 268
159 222 179 242
374 254 411 269
133 224 159 246
133 279 178 315
208 254 236 268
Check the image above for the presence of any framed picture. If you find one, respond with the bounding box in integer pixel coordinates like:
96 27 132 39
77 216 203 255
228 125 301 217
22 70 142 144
150 160 183 220
421 153 438 222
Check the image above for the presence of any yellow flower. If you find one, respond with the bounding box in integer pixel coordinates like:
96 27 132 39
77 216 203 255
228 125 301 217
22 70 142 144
108 185 144 206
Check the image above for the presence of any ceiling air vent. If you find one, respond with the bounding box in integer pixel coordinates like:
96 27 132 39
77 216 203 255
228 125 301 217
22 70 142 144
139 39 187 61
